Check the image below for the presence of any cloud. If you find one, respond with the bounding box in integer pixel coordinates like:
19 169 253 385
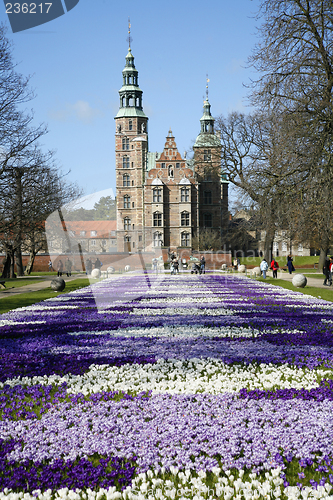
48 100 102 124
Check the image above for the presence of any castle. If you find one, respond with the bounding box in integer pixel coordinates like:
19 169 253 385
115 42 228 254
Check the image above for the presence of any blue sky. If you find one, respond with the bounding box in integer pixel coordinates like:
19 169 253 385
1 0 260 207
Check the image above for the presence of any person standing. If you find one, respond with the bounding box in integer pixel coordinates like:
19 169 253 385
287 255 294 274
48 260 53 272
94 257 102 270
57 260 63 277
200 255 206 274
270 258 279 278
260 258 269 279
323 257 331 286
85 258 92 275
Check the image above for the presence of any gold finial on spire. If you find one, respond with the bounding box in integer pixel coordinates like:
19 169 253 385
127 17 132 48
206 74 210 100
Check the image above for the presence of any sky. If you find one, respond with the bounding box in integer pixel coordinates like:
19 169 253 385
1 0 261 208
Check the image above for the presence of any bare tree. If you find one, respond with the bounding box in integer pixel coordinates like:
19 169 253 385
0 23 48 178
0 152 80 277
248 0 333 267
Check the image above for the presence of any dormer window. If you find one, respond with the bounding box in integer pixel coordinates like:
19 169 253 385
90 230 97 237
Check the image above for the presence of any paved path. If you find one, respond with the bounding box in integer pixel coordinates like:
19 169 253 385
0 274 86 299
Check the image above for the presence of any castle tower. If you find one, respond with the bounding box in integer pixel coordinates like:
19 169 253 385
193 80 228 246
115 34 148 252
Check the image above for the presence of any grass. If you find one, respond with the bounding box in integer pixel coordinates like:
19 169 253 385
0 278 44 289
0 278 91 314
255 276 333 301
240 255 320 268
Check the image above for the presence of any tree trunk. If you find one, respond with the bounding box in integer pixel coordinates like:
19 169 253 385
264 225 275 263
9 251 16 278
15 247 24 276
318 248 329 272
24 251 36 275
1 255 11 279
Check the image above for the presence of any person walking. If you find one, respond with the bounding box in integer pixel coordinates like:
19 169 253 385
48 260 53 272
287 255 294 274
270 258 279 279
323 257 331 286
260 258 269 279
65 257 72 277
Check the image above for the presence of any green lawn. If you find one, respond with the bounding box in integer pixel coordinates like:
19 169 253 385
240 255 320 268
0 278 91 314
255 276 333 301
0 278 44 289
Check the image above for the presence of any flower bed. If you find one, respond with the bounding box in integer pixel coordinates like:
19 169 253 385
1 274 333 499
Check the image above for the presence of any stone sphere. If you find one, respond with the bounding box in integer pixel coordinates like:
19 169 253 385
50 278 65 292
91 268 101 278
253 266 261 276
238 264 246 273
124 265 131 272
221 264 227 270
107 266 115 274
292 273 307 288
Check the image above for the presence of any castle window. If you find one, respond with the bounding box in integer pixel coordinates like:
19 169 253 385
176 163 180 168
168 165 174 177
181 211 190 226
204 191 212 204
124 218 131 230
153 232 163 247
203 213 212 228
122 138 129 150
129 120 133 131
181 187 190 202
123 195 130 209
161 163 166 168
204 168 212 181
204 150 211 161
181 232 190 247
153 212 162 227
122 156 130 168
123 174 130 187
153 188 162 203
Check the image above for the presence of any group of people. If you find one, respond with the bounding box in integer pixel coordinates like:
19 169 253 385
56 257 73 277
323 256 333 286
85 257 102 275
260 254 295 279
